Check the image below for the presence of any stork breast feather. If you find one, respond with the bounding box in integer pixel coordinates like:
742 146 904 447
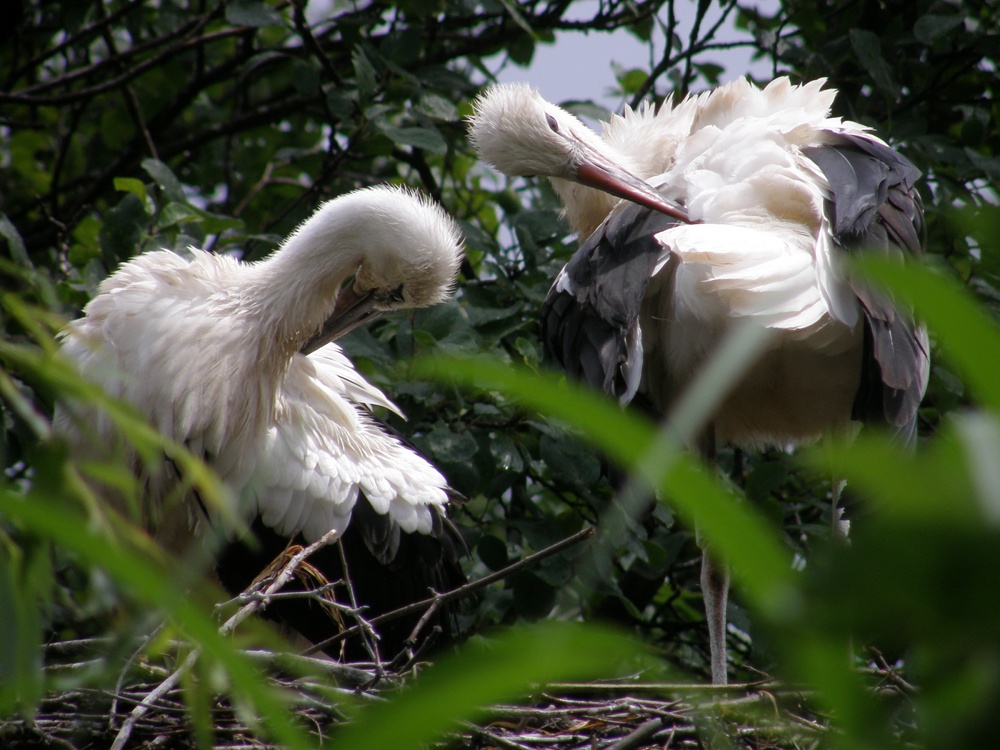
658 223 839 333
247 356 448 543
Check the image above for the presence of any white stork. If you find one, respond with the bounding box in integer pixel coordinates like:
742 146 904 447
470 78 929 684
55 185 466 656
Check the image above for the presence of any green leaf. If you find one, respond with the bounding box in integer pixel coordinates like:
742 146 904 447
497 0 536 37
325 88 357 120
377 123 448 154
289 58 320 98
488 431 524 474
99 192 147 266
113 177 150 208
540 432 600 485
507 32 536 67
415 93 459 121
0 539 46 714
353 48 378 101
423 424 479 463
141 158 186 204
0 488 312 748
477 534 510 571
158 201 202 228
0 214 31 269
616 67 649 95
225 0 283 28
914 14 965 45
9 131 51 193
415 355 797 618
849 29 897 96
156 202 244 234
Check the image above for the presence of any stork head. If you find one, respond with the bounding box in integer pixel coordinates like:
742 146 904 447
468 83 692 229
469 83 607 181
349 186 463 311
297 186 464 354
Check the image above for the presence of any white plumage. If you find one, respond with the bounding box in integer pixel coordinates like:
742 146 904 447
471 77 928 684
56 185 464 553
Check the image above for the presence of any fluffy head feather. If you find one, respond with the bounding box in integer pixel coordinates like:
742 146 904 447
468 83 607 180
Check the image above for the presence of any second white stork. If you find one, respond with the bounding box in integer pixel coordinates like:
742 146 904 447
55 184 466 656
470 78 929 684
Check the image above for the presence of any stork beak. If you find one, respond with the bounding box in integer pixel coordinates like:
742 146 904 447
301 285 380 355
575 150 694 225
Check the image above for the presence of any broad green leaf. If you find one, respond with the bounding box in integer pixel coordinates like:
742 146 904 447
616 67 649 95
540 432 601 485
0 488 313 748
809 413 1000 527
141 158 187 204
914 14 965 45
477 534 510 571
0 539 46 715
289 58 320 98
325 88 357 120
225 0 283 28
507 32 536 66
849 29 897 96
99 193 147 265
0 214 31 269
9 131 51 193
352 48 378 101
497 0 536 37
113 177 151 212
156 202 244 234
377 123 448 154
422 423 479 463
158 201 202 228
416 93 459 121
416 355 796 617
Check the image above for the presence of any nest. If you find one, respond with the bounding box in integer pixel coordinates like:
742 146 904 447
2 527 881 749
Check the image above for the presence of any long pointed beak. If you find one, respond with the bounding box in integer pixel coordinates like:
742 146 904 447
301 285 380 355
575 149 695 225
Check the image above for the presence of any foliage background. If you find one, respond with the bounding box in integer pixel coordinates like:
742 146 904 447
1 0 999 747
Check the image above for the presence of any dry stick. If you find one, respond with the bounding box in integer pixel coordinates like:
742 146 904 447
304 525 596 656
462 723 536 750
335 538 386 672
402 593 444 647
543 679 775 694
109 529 340 750
604 717 666 750
109 621 168 730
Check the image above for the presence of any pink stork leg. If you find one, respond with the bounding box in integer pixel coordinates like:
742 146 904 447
697 426 730 685
700 548 731 685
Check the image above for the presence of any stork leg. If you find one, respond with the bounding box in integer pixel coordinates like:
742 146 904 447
700 548 731 685
832 477 850 539
696 426 729 685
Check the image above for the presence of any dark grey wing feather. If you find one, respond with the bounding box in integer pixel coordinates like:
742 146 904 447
806 132 928 446
541 200 681 402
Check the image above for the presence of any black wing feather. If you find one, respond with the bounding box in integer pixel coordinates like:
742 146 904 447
806 132 928 446
541 199 682 402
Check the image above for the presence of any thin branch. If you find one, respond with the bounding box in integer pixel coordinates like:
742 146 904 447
604 716 665 750
304 525 596 656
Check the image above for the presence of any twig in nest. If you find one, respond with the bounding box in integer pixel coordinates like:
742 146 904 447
109 528 341 750
305 525 596 656
335 538 387 679
604 716 666 750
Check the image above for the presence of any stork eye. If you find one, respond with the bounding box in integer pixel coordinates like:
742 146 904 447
545 113 559 132
388 284 405 303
